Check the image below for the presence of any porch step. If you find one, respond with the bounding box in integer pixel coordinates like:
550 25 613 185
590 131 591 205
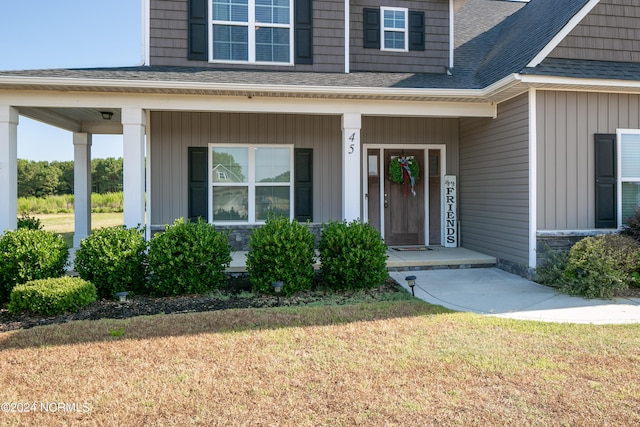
386 246 496 271
227 247 496 274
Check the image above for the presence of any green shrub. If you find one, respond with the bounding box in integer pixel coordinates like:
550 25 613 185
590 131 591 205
560 234 639 299
0 229 68 302
534 243 571 288
73 226 148 299
17 212 43 230
621 208 640 243
8 277 97 315
319 220 388 291
246 216 315 296
148 218 231 296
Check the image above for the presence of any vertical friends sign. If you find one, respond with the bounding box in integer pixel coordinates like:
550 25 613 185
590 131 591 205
444 176 457 247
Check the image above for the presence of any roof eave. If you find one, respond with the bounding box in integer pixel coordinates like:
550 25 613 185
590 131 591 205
0 75 489 102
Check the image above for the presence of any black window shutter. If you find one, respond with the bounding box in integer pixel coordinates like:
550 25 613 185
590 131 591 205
595 134 617 228
188 147 209 222
408 11 425 51
294 148 313 221
295 0 313 64
363 8 380 49
188 0 208 61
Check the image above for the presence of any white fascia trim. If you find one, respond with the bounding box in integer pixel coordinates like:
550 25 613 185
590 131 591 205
519 74 640 91
526 0 600 68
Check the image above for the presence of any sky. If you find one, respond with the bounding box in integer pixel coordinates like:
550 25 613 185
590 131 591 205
0 0 143 161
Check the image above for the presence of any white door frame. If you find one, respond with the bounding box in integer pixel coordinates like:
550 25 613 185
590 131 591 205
362 144 447 245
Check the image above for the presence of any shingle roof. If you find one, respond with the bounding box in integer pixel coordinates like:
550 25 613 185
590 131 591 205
522 58 640 81
0 66 470 90
472 0 592 86
0 0 629 93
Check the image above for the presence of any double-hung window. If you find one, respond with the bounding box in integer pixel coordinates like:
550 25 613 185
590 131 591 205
380 7 408 51
619 130 640 224
211 0 293 64
210 145 294 223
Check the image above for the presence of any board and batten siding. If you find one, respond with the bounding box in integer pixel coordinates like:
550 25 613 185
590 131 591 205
361 116 459 175
549 0 640 62
459 94 530 267
150 0 345 71
149 111 342 226
536 91 640 230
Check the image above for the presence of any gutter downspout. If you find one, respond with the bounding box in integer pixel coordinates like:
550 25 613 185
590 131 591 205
345 0 350 73
449 0 454 69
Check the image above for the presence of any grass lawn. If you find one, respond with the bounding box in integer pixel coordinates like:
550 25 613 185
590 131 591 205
37 212 123 247
1 300 639 426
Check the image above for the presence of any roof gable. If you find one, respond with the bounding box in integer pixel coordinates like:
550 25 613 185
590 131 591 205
470 0 594 86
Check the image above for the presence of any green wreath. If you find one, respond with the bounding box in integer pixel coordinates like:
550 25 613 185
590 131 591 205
389 156 420 184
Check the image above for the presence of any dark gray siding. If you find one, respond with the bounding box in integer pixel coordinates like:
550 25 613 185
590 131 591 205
150 0 344 71
149 112 342 226
536 91 640 230
459 94 530 268
550 0 640 62
361 116 459 174
350 0 450 73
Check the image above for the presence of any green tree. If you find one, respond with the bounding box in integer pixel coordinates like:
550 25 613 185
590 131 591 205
17 160 61 197
53 160 74 195
92 157 123 194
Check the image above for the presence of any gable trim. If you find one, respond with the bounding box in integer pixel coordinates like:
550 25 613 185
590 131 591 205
519 74 640 92
526 0 600 68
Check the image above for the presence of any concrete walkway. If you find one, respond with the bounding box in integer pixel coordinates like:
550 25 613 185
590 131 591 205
389 268 640 324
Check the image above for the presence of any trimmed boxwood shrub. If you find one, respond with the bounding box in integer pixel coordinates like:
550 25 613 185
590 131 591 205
8 277 97 315
0 229 68 303
560 234 639 299
73 226 148 299
246 216 315 296
148 218 231 296
318 220 388 291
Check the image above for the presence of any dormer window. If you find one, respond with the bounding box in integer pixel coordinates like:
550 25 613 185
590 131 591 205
210 0 293 64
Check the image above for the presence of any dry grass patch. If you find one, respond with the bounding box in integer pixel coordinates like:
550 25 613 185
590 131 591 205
1 301 639 426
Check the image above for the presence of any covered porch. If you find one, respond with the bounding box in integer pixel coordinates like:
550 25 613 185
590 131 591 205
227 246 497 273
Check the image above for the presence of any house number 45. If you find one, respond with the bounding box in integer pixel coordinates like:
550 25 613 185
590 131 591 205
348 132 357 154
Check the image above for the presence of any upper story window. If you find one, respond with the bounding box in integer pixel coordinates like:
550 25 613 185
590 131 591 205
210 0 293 64
381 7 408 51
363 7 424 52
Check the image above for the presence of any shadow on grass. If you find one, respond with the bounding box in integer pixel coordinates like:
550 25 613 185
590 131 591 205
0 299 454 350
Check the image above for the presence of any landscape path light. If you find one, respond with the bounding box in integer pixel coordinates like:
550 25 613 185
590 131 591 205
405 275 417 297
272 281 284 306
115 291 129 303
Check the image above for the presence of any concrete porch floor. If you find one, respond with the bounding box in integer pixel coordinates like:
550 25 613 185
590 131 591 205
227 246 496 273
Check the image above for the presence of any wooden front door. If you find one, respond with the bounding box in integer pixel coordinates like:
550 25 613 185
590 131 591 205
384 149 425 245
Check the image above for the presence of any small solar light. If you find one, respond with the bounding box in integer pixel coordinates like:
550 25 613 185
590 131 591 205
272 281 284 306
115 291 129 303
405 275 417 296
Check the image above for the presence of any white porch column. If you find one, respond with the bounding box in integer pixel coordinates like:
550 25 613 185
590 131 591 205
122 108 146 230
0 106 18 233
341 113 361 221
73 133 92 247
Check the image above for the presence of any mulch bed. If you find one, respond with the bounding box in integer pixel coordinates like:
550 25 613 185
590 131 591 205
0 280 404 333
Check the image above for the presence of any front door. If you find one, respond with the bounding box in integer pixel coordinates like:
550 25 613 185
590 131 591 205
384 149 425 246
366 147 442 246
